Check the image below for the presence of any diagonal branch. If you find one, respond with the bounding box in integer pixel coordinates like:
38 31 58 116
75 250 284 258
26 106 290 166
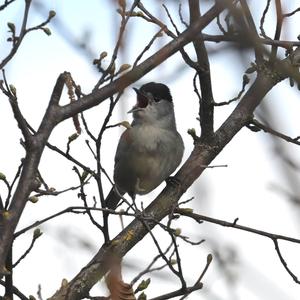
0 1 229 276
48 47 300 300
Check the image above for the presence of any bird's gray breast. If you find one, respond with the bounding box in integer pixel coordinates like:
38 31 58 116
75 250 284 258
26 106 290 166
114 125 183 196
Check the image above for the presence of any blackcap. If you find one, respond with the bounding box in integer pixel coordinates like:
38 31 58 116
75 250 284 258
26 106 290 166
105 82 184 209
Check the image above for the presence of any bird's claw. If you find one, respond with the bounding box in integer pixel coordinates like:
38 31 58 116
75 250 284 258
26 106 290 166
166 176 181 187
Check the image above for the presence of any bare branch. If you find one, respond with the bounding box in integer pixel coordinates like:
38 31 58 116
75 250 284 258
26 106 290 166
270 0 283 63
188 0 214 140
0 0 55 69
214 74 249 106
149 283 203 300
179 254 212 300
273 239 300 284
175 208 300 244
283 6 300 18
0 0 17 11
239 0 264 63
49 47 300 299
201 33 300 48
259 0 272 38
13 229 42 268
0 278 29 300
131 242 173 285
176 208 300 284
249 118 300 146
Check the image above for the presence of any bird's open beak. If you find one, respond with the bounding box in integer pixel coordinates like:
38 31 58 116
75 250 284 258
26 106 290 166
128 87 148 113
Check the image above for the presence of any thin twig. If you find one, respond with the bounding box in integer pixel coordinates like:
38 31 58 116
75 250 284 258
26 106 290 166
188 0 214 140
131 242 173 285
93 0 140 90
270 0 283 63
0 0 54 68
176 209 300 284
259 0 272 38
273 239 300 284
141 219 186 288
0 0 17 11
200 33 300 48
149 283 203 300
33 183 86 198
162 4 180 35
13 231 41 268
1 70 32 143
137 1 198 69
14 206 138 238
250 119 300 146
283 7 300 18
73 166 103 232
178 3 188 28
214 74 249 106
176 208 300 244
132 29 164 68
0 278 29 300
239 0 264 64
179 254 212 300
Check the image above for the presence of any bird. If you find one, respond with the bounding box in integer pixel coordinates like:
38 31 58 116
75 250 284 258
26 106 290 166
105 82 184 210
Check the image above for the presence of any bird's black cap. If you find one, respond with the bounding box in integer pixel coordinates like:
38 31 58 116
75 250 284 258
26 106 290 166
136 82 173 103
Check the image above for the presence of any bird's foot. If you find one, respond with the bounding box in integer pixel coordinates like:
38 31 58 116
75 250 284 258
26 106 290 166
166 176 181 187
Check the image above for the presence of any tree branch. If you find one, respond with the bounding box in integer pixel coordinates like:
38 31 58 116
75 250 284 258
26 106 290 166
48 47 300 300
56 2 226 122
177 208 300 284
188 0 214 140
249 118 300 146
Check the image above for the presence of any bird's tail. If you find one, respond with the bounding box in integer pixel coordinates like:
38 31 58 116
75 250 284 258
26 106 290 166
105 188 124 210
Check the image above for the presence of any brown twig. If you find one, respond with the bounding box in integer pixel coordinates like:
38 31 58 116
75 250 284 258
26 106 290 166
132 28 164 67
270 0 283 63
239 0 264 64
49 47 300 299
259 0 272 38
175 208 300 245
200 33 300 48
0 70 32 144
273 239 300 284
179 254 212 300
137 1 198 69
13 230 42 268
188 0 214 141
214 74 250 106
0 0 16 11
283 7 300 18
13 206 137 238
249 118 300 146
176 208 300 284
149 283 203 300
0 278 29 300
0 0 55 69
130 242 173 286
141 218 186 288
93 0 140 90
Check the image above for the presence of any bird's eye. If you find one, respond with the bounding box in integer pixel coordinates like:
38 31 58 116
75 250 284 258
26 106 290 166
137 94 148 108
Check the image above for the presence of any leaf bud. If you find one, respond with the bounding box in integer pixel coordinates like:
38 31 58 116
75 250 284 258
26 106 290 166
42 27 52 36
